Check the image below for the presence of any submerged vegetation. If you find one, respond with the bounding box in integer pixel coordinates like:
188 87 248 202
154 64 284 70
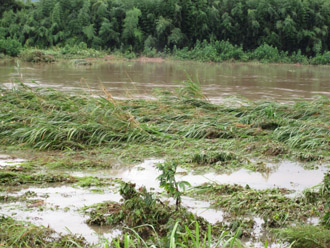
0 81 329 247
2 0 330 64
0 216 86 248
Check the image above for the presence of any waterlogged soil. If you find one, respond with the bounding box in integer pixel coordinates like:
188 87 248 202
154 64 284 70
1 60 330 103
0 155 327 246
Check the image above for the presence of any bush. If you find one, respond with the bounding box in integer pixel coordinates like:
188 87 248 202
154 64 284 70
0 38 22 56
311 51 330 65
289 50 309 64
214 40 245 61
250 43 284 62
173 40 245 62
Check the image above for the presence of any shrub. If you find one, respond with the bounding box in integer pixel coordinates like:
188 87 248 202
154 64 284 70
289 50 309 64
214 40 245 61
0 38 22 56
250 43 284 63
311 51 330 65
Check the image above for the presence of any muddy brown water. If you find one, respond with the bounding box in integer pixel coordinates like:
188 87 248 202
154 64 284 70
0 60 329 103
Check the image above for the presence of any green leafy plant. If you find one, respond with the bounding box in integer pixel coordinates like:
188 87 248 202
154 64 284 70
0 38 21 56
157 161 190 210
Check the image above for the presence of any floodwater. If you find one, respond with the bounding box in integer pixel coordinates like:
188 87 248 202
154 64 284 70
0 60 329 103
0 154 25 168
70 159 327 193
0 186 122 244
0 156 327 246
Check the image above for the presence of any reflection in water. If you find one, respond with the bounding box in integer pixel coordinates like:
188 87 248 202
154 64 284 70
0 60 329 103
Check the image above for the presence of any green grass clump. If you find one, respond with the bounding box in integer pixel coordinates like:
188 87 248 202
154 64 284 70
278 225 330 248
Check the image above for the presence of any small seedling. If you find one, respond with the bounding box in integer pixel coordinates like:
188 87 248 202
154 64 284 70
157 161 190 210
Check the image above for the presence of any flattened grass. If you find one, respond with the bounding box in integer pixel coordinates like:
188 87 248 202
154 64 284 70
0 83 329 166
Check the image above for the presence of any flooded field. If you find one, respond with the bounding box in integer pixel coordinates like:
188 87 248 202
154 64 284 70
0 60 329 247
0 155 328 246
0 60 330 103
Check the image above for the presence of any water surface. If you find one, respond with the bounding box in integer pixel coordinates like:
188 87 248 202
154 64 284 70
0 60 329 103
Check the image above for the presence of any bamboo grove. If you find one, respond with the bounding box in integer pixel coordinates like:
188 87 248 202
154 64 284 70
1 0 330 58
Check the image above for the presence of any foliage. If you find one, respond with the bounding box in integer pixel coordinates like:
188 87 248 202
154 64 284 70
1 0 330 60
86 182 206 241
157 161 190 209
249 43 287 63
311 52 330 65
0 38 21 56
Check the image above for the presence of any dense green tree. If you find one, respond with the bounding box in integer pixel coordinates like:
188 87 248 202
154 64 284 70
1 0 330 56
0 0 23 18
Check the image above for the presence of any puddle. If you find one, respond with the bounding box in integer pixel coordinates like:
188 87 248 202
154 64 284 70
70 158 164 191
181 161 327 192
0 183 223 243
0 186 121 244
0 154 25 168
70 159 327 192
171 196 224 224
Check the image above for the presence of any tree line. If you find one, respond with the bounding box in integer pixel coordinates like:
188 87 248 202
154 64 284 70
1 0 330 57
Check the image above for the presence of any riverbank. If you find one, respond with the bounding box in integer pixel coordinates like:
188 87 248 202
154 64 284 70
0 82 329 247
2 43 330 66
